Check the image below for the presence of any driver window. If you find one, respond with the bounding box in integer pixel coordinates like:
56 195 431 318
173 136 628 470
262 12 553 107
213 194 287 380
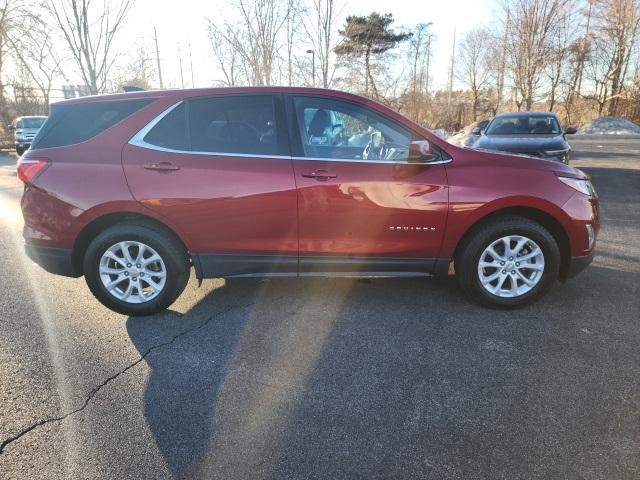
293 97 412 162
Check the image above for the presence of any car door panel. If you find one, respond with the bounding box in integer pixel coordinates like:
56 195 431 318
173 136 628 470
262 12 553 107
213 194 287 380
122 94 298 265
293 159 448 258
289 95 449 263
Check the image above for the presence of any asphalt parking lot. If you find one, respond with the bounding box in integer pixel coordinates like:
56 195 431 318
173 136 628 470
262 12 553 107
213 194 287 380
0 136 638 479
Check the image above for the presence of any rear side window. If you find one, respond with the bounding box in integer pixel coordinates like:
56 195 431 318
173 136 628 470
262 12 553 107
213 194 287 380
32 99 153 149
143 103 189 151
188 95 278 155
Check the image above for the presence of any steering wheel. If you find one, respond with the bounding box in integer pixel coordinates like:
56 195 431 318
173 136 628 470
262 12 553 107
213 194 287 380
363 132 388 160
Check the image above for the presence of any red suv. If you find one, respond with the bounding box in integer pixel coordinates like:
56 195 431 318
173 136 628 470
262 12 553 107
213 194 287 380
18 87 599 315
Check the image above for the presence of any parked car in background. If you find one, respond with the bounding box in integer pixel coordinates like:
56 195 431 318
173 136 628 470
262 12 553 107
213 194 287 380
18 87 598 315
472 112 577 164
9 116 47 156
470 119 490 138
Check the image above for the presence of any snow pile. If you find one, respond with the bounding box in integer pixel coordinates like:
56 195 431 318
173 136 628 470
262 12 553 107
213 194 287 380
446 121 485 147
430 129 453 139
578 117 640 135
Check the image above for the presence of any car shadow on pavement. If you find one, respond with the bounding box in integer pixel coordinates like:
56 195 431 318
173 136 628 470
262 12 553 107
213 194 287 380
124 275 464 478
124 263 640 479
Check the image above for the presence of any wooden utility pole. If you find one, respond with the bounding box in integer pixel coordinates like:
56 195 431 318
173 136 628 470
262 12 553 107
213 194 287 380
188 40 195 87
154 27 164 89
178 44 185 88
447 28 456 107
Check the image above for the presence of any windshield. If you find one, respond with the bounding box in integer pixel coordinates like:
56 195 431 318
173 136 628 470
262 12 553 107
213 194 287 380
485 115 561 135
16 118 46 129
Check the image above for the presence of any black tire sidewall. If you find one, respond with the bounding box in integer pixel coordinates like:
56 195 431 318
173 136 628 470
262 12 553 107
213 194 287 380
83 224 189 316
457 218 560 308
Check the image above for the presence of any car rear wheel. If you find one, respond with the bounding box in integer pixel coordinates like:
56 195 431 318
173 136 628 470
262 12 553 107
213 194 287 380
455 215 560 308
83 222 190 316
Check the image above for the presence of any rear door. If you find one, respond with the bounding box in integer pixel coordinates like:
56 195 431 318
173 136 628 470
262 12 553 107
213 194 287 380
288 95 449 273
123 94 298 276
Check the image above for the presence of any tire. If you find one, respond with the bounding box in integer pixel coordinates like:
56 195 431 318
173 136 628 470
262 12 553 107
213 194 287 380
455 215 560 309
16 146 25 156
83 222 190 316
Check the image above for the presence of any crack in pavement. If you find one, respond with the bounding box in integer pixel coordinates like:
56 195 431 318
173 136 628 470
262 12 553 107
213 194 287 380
0 300 250 455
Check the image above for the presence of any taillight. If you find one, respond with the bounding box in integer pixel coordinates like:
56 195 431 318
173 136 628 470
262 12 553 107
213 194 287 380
16 158 50 184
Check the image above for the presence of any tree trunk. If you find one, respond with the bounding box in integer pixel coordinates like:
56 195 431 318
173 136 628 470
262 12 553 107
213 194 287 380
364 45 371 96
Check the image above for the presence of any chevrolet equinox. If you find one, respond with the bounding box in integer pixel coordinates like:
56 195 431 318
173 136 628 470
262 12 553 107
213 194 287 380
18 87 599 315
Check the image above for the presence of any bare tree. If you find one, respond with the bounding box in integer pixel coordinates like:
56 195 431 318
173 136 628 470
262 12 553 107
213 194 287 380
401 23 434 122
303 0 342 88
207 22 246 86
46 0 134 94
7 11 64 106
545 8 577 111
408 23 433 95
589 0 640 116
0 0 29 124
505 0 568 110
457 28 494 120
207 0 290 86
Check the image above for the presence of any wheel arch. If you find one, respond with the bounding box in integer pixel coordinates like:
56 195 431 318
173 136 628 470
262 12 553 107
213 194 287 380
452 205 571 280
72 211 191 274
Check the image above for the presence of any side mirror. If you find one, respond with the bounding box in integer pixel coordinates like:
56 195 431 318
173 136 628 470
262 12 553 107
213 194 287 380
564 127 577 135
471 126 482 135
408 140 437 163
7 124 15 131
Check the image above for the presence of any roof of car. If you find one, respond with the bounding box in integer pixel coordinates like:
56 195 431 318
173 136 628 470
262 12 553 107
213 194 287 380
494 111 558 118
15 115 47 120
51 86 373 106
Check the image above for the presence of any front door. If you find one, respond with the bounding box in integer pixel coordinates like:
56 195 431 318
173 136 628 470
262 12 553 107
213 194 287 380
289 95 449 274
123 94 298 276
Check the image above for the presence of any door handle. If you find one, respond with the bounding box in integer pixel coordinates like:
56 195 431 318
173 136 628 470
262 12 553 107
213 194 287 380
301 170 337 181
143 161 180 171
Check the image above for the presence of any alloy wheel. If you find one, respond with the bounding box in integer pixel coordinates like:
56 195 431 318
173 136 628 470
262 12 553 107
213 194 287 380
99 241 167 304
477 235 545 298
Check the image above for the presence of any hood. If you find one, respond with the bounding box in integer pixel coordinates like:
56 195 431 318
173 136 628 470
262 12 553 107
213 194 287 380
473 134 567 152
463 146 588 179
16 128 41 134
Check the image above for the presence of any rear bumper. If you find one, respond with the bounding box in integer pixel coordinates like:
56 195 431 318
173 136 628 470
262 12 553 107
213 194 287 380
24 244 81 278
563 250 595 281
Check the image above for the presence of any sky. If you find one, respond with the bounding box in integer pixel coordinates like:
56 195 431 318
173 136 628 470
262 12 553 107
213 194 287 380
99 0 496 92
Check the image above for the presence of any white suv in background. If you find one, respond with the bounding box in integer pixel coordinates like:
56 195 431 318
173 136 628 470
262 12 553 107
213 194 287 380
10 116 47 156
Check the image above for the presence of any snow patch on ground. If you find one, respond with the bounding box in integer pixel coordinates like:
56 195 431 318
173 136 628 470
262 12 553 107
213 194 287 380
578 117 640 135
430 129 453 140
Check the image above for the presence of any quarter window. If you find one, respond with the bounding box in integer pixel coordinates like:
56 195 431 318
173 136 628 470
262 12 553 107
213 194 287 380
32 99 153 149
293 97 412 162
143 102 189 151
188 95 278 155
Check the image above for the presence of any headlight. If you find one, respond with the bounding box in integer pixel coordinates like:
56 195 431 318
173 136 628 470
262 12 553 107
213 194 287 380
557 176 597 197
544 149 569 156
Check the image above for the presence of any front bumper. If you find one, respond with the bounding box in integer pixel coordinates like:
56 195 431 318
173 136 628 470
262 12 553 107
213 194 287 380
562 250 595 281
24 244 81 277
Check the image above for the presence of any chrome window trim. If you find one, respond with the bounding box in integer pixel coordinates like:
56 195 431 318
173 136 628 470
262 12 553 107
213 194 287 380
128 100 452 166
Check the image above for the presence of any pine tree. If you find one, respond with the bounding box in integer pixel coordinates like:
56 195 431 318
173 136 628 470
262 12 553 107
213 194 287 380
334 13 411 99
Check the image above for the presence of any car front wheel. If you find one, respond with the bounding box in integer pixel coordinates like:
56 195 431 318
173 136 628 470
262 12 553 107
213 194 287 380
455 215 560 308
83 222 190 316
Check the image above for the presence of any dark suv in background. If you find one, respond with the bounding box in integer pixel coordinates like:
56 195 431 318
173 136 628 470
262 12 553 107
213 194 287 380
473 112 577 164
18 88 598 315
